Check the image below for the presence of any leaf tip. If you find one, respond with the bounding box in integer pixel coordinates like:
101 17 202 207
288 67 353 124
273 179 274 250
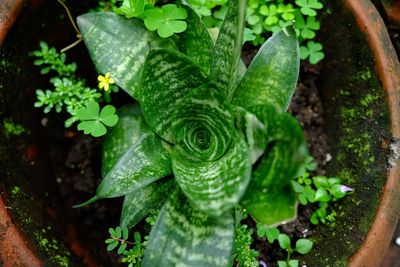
73 195 100 208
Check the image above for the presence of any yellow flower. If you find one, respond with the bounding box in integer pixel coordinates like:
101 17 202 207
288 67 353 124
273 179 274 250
98 72 115 92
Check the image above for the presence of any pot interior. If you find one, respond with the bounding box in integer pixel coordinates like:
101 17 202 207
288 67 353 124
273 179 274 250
0 0 395 266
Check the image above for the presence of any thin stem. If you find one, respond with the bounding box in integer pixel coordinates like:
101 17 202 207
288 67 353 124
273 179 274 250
61 38 83 53
111 236 135 246
56 0 81 36
286 248 291 262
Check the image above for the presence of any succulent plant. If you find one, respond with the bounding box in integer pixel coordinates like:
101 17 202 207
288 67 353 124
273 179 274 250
75 0 307 266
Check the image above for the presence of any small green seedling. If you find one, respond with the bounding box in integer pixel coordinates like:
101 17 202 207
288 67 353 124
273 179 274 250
257 225 313 267
121 232 147 267
76 101 119 137
277 234 313 267
106 226 147 267
106 226 130 254
257 223 280 243
293 157 354 225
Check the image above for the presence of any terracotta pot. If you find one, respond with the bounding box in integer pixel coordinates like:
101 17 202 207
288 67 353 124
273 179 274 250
0 0 399 266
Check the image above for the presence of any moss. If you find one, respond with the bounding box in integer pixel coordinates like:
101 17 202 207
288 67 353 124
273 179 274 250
33 227 71 267
11 186 21 195
300 1 391 265
4 186 73 267
2 118 26 137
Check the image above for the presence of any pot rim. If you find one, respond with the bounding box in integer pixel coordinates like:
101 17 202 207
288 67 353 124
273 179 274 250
0 0 399 266
345 0 400 265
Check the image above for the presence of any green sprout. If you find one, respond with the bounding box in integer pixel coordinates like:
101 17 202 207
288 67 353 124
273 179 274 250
292 157 354 225
257 225 313 267
76 101 119 137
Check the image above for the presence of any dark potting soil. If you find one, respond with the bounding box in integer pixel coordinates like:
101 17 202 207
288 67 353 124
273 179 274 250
44 56 329 266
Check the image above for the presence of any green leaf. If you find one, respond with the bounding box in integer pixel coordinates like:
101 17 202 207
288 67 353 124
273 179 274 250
115 226 122 238
76 101 99 120
101 104 150 176
122 226 129 240
232 26 300 111
278 261 288 267
115 0 145 18
241 105 308 226
312 176 330 188
295 239 313 254
174 6 214 71
288 259 299 267
142 190 234 267
107 240 119 251
109 227 116 236
138 49 208 143
134 232 141 243
211 0 247 100
314 188 331 202
118 242 128 254
99 105 119 126
77 12 176 99
96 132 172 198
105 238 115 244
120 178 175 229
304 185 316 202
233 105 267 163
144 4 188 38
295 0 323 16
265 227 280 243
278 234 291 250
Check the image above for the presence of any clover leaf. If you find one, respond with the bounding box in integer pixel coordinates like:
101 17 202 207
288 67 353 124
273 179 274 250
295 0 323 17
76 101 119 137
143 4 188 38
294 11 320 39
300 41 324 64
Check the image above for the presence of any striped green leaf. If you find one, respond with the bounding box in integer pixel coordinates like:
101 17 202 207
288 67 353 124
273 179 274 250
174 7 213 72
232 26 300 111
75 131 172 207
138 49 209 143
172 132 251 217
233 105 267 164
77 12 176 99
142 190 234 267
210 0 247 100
120 177 175 229
241 106 308 226
97 132 172 198
101 104 150 177
171 84 234 162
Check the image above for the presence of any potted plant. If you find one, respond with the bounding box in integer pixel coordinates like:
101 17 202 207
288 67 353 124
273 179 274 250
0 0 399 266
